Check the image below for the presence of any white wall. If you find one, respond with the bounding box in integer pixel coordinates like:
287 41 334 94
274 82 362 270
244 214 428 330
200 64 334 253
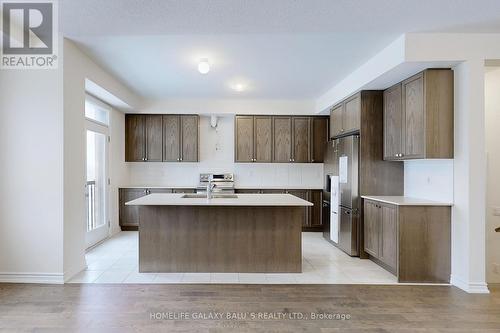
0 53 65 282
485 66 500 283
63 39 140 281
109 109 129 235
404 160 454 203
128 115 324 189
142 98 316 115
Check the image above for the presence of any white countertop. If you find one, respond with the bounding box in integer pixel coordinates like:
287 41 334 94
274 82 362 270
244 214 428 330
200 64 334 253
236 185 324 190
120 185 323 190
361 196 453 206
120 186 196 189
126 193 314 207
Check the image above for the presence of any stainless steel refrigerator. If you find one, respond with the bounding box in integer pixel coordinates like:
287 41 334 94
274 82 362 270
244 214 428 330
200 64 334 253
323 135 360 256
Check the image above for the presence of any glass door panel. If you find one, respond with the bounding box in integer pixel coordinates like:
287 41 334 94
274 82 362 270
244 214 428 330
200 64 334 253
86 129 109 248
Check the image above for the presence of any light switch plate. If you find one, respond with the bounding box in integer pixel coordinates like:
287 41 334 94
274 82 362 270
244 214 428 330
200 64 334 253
493 207 500 216
494 263 500 275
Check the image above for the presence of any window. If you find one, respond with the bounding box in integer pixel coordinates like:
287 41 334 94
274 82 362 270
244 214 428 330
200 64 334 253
85 94 110 126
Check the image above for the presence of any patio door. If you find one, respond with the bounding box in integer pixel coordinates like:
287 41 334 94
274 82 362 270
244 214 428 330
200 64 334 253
85 120 109 248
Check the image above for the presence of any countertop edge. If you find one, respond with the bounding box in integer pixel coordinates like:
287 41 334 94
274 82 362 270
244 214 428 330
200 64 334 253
125 193 314 207
361 196 453 206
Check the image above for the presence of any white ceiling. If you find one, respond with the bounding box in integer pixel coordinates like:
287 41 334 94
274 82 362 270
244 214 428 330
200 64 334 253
61 0 500 100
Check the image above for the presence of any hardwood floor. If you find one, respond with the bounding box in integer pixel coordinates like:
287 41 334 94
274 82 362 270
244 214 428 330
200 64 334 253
0 283 499 332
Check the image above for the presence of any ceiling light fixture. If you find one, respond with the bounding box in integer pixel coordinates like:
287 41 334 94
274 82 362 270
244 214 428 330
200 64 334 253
233 83 245 92
198 58 210 74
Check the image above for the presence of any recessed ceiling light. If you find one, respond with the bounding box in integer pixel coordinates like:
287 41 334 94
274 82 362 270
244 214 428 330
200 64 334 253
198 58 210 74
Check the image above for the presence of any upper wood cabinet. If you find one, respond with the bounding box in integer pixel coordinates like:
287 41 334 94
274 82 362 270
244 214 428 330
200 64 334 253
125 115 146 162
329 104 343 139
343 93 361 133
273 116 293 162
311 117 329 163
180 115 199 162
125 114 163 162
254 116 273 162
235 116 254 162
163 115 181 162
383 83 403 161
163 115 199 162
234 115 328 164
292 117 311 163
329 92 361 139
383 69 454 160
125 114 199 162
234 115 273 162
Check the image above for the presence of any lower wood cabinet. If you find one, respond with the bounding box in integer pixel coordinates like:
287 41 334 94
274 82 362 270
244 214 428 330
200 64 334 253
363 199 451 283
119 188 192 230
235 188 323 231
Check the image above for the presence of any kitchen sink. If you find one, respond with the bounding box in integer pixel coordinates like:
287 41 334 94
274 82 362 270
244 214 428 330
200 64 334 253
181 194 238 199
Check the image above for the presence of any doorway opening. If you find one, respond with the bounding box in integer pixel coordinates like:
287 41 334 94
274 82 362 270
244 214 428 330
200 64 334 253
85 95 110 249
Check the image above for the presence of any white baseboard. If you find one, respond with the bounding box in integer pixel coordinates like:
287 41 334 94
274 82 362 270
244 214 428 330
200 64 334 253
0 272 64 284
451 275 490 293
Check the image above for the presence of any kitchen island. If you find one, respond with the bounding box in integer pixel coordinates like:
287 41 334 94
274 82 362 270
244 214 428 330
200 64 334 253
126 193 313 273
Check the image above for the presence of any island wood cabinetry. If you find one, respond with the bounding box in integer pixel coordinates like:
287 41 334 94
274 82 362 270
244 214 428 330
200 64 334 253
234 115 328 163
363 197 451 283
383 69 454 160
125 114 199 162
329 92 361 138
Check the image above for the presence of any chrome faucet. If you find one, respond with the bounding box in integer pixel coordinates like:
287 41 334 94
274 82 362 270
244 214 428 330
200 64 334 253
207 177 217 199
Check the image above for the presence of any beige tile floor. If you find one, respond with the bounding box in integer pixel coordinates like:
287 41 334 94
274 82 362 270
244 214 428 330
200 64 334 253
69 231 398 284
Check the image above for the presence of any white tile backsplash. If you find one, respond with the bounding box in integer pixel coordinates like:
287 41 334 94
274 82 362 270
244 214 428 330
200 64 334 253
404 159 454 203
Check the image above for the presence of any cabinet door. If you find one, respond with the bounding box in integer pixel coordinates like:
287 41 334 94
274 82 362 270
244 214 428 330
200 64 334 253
145 115 163 162
172 188 196 193
363 201 380 258
311 117 328 163
125 115 145 162
380 204 398 272
236 189 262 194
330 104 343 139
261 189 284 194
309 190 323 227
292 117 310 163
119 188 148 227
149 188 172 194
384 84 403 160
287 190 309 227
273 117 292 162
254 116 273 162
235 116 254 162
163 115 181 162
343 93 361 133
181 115 199 162
402 73 425 159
